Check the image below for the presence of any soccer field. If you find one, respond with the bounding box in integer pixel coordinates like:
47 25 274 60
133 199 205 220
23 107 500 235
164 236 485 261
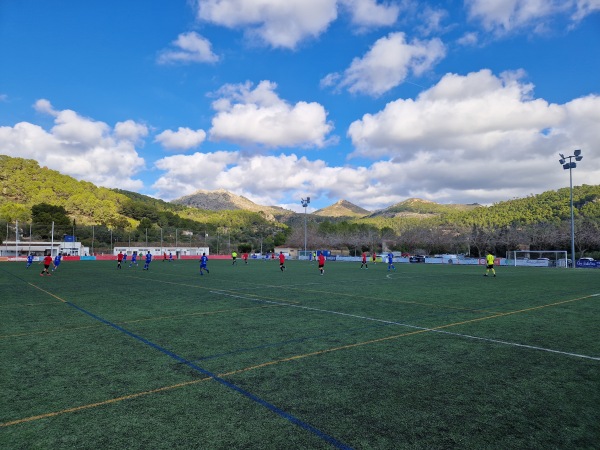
1 259 599 449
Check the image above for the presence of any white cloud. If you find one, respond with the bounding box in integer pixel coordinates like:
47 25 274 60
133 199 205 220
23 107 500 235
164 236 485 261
152 150 379 208
464 0 598 34
115 120 149 143
155 127 207 151
0 100 146 190
416 7 449 36
209 80 334 147
457 32 479 46
194 0 404 48
195 0 338 49
340 0 400 28
150 69 599 209
157 31 219 64
571 0 600 20
347 69 567 157
343 69 600 205
34 98 57 115
323 32 446 96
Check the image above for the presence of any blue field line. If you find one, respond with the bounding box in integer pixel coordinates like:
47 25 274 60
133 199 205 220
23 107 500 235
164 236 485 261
63 300 353 450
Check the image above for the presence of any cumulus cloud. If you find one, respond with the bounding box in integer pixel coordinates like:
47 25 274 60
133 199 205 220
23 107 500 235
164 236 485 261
153 150 381 209
209 80 334 147
115 120 149 143
342 69 600 204
465 0 599 34
323 32 446 96
157 31 219 64
0 100 146 190
195 0 338 49
347 69 565 157
194 0 402 48
340 0 400 28
150 69 599 210
155 127 207 151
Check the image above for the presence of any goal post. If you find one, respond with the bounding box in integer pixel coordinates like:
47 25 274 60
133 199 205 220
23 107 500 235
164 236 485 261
506 250 569 268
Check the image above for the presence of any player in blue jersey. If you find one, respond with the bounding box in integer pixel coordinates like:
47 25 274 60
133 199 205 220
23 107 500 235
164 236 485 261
52 254 62 271
129 251 138 268
143 251 152 270
387 253 396 271
199 253 210 275
26 254 34 268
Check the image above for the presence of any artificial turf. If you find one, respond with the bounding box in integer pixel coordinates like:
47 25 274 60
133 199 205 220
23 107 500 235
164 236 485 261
1 259 599 449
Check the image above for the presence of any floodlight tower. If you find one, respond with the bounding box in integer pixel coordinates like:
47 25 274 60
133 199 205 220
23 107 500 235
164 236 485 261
558 149 583 268
301 197 310 255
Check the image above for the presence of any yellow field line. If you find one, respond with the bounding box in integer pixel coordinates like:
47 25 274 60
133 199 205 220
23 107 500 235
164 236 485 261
0 302 65 308
0 378 212 427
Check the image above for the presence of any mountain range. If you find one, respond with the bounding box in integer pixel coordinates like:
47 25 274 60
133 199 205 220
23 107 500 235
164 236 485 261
172 190 478 220
1 155 600 232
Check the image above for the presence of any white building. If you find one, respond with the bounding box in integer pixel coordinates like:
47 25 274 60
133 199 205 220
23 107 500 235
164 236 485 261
112 246 210 258
0 240 89 257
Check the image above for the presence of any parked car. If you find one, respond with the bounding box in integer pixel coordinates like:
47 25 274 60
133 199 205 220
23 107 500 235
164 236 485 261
409 255 426 263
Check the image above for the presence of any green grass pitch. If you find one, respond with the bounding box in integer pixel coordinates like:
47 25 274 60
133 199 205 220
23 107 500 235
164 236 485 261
1 259 599 449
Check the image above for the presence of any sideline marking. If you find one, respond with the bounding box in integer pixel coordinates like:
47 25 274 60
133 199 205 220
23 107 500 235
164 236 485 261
7 283 353 450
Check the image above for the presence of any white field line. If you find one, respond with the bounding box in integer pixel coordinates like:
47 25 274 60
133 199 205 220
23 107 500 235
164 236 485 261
210 290 600 361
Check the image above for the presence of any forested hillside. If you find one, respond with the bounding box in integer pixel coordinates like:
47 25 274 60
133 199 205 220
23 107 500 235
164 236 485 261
1 155 599 257
0 156 288 252
294 186 600 258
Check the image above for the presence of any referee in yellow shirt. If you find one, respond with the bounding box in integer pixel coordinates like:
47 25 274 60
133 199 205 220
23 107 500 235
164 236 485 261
484 251 496 277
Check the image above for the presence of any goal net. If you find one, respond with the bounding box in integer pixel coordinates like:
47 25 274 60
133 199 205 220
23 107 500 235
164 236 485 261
507 250 569 268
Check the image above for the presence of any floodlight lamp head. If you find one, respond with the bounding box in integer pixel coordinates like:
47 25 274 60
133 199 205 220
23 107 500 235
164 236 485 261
563 163 570 170
575 156 583 161
573 149 581 156
559 159 565 165
307 197 310 203
571 162 577 169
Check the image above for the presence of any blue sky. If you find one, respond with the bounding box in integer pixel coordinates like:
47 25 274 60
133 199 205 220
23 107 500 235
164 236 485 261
1 0 599 212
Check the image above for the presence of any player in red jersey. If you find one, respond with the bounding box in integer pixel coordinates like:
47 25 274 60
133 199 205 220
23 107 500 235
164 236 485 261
41 254 53 276
318 253 325 275
279 252 286 271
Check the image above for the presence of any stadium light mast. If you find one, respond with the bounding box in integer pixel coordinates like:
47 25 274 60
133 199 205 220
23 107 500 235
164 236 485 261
558 149 583 268
301 197 310 255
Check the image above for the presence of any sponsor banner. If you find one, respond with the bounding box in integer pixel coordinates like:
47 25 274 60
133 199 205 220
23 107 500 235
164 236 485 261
576 260 599 268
